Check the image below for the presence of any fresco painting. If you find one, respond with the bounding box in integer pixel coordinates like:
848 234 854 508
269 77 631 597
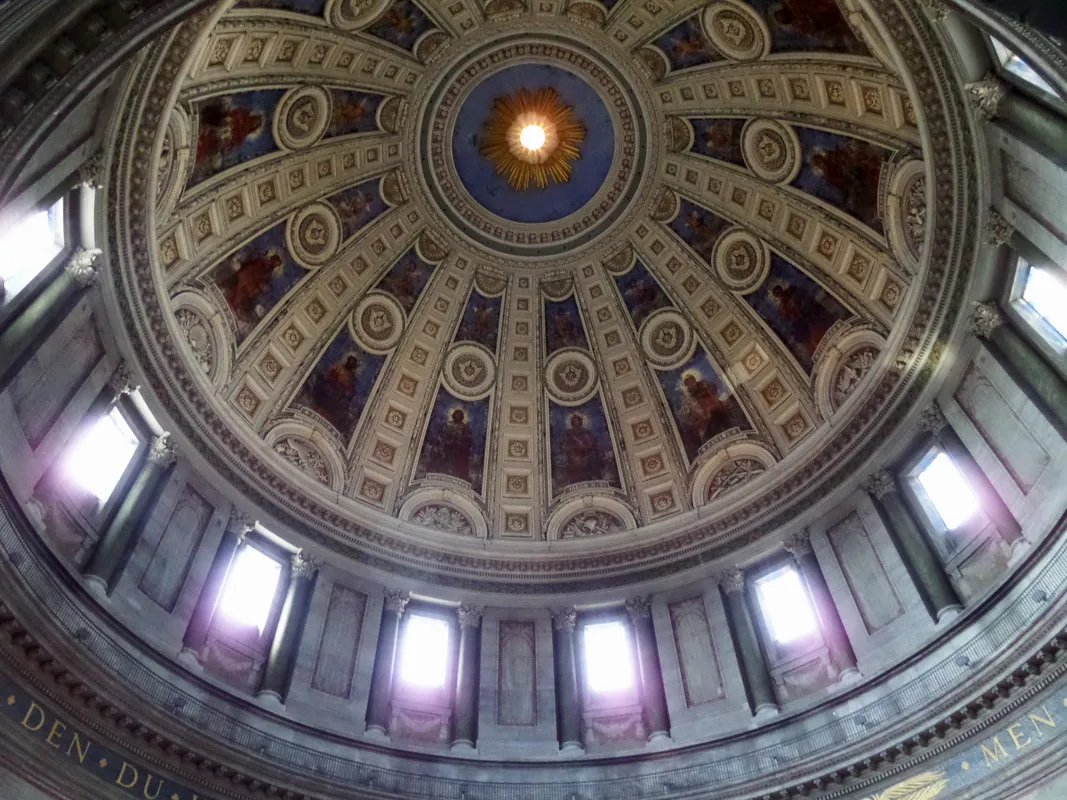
294 327 385 442
654 15 721 72
191 89 284 186
690 118 747 166
793 126 892 233
549 397 621 496
747 0 870 56
745 255 851 373
415 388 490 494
233 0 326 14
671 199 732 265
211 223 306 343
365 0 434 52
661 349 749 462
454 290 502 351
374 247 436 313
326 179 390 241
326 89 385 139
614 260 672 331
544 295 589 355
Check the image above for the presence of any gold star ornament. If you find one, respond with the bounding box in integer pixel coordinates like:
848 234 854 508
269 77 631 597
479 87 586 191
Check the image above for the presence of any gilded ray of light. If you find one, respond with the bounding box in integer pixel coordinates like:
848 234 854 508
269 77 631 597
479 87 587 191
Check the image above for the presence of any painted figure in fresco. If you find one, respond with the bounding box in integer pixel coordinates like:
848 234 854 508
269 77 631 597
561 413 603 485
682 207 724 262
381 5 418 36
768 279 837 363
383 259 422 305
218 249 284 327
623 274 664 327
680 372 744 450
548 308 582 352
331 95 373 130
467 302 497 345
336 190 376 231
432 408 474 482
808 141 885 228
305 352 361 434
196 101 265 172
769 0 863 51
671 32 712 62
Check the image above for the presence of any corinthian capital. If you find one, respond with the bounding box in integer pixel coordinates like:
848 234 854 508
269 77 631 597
291 550 318 577
457 604 485 628
147 434 177 466
550 607 577 632
984 209 1014 248
862 470 897 500
624 596 652 621
970 302 1005 339
384 590 410 615
919 404 948 434
718 567 746 594
966 73 1006 122
66 248 102 288
784 531 812 559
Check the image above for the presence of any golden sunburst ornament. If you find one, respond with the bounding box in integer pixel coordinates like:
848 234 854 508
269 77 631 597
479 87 586 191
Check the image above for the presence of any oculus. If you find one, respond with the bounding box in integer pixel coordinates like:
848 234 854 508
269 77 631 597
479 87 586 190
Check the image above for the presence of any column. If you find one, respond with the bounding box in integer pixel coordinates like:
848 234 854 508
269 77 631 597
82 433 177 596
258 551 318 705
365 590 409 736
83 362 138 427
719 569 777 718
784 533 858 681
180 511 254 663
551 607 582 752
625 597 670 742
0 248 100 389
972 302 1067 441
451 604 484 751
921 404 1024 553
863 470 962 621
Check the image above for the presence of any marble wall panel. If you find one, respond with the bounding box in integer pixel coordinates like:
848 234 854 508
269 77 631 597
497 621 537 726
668 596 724 707
138 483 213 611
826 511 904 635
310 584 366 699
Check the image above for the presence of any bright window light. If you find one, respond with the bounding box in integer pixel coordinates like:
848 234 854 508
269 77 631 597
217 546 282 633
1022 263 1067 341
991 39 1059 97
0 198 65 300
756 568 819 645
582 621 635 694
917 451 979 531
63 406 139 502
398 614 451 689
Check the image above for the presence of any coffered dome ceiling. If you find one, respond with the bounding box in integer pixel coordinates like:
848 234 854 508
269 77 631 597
108 0 977 591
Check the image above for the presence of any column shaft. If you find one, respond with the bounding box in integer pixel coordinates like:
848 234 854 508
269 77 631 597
451 605 483 749
866 473 962 621
989 322 1067 441
626 598 670 740
551 608 581 751
720 572 776 716
82 435 175 594
0 250 98 389
258 554 317 703
366 592 408 735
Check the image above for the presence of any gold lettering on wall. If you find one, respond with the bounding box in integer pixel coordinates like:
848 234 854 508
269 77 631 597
981 736 1009 766
20 701 46 732
117 761 139 789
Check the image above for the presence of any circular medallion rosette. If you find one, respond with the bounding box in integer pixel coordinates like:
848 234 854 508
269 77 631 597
742 119 802 185
713 228 771 293
352 292 405 353
703 0 772 62
544 348 599 405
274 86 331 151
640 309 696 369
443 343 497 399
286 202 342 268
327 0 395 29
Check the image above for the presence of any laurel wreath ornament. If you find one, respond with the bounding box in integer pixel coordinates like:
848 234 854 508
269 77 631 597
861 771 948 800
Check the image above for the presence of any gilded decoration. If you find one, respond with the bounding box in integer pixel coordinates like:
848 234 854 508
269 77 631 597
478 87 586 190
